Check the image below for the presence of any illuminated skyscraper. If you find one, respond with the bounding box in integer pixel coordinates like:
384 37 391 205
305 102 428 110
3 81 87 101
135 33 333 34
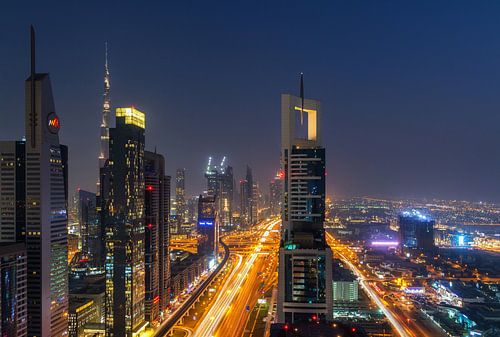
269 171 283 217
0 243 27 337
239 179 250 226
101 107 146 336
77 189 97 262
24 27 69 336
144 151 170 325
197 195 218 257
204 157 234 229
399 209 435 255
175 168 186 230
277 75 333 323
0 140 26 243
99 43 111 170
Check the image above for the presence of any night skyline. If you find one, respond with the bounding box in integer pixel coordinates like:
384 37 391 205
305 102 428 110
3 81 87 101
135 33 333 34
1 1 500 202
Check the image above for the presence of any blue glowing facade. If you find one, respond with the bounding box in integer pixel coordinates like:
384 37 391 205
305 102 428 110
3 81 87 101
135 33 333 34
399 209 435 254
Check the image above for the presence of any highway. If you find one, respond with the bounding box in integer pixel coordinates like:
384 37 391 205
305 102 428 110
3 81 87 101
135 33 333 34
189 219 280 337
326 232 413 337
154 239 230 337
326 232 448 337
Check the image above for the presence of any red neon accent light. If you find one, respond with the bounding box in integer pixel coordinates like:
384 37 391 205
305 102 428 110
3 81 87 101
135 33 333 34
48 116 60 128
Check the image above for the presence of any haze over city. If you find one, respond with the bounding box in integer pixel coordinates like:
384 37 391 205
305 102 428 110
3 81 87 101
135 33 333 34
1 0 499 201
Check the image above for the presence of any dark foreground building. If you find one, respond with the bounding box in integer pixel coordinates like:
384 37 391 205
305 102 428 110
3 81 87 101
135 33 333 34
399 209 435 256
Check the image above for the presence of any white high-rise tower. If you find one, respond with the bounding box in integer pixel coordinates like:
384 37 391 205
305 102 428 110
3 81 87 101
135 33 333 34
25 26 68 337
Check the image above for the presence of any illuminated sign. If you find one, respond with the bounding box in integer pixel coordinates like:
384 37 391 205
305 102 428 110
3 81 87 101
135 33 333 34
403 287 425 294
371 241 399 246
47 113 60 134
198 220 214 226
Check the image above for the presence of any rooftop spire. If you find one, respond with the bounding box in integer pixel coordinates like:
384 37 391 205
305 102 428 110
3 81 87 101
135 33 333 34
30 25 36 147
105 42 109 74
30 25 35 76
300 72 304 125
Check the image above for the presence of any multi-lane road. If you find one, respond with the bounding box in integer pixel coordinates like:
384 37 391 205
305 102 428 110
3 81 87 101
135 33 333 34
326 232 447 337
179 218 280 337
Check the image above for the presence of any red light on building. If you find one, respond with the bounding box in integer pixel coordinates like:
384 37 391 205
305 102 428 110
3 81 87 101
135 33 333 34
278 170 285 180
146 185 154 191
311 314 317 321
153 295 160 304
283 324 289 331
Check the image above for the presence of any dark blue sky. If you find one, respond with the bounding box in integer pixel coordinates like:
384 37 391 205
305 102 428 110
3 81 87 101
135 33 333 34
1 1 500 201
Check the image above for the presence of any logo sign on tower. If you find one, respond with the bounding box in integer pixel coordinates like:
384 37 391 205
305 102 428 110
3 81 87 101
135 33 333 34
47 112 60 134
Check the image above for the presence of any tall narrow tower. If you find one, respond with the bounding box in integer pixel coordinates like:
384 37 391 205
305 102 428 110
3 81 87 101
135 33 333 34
277 75 332 323
25 26 68 337
99 43 111 169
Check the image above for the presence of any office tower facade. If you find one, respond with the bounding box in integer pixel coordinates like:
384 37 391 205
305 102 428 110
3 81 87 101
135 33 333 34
252 182 259 222
197 195 218 257
0 141 26 243
187 196 199 223
277 78 333 323
204 157 234 228
77 189 97 261
102 107 146 336
99 44 111 170
175 168 186 231
218 165 234 228
239 179 250 226
144 151 170 326
24 28 69 336
399 209 435 255
0 243 27 337
269 172 283 217
245 166 254 224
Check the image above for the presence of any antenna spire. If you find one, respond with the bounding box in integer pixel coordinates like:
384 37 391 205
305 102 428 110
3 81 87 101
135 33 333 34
30 25 35 76
300 72 304 125
29 25 36 147
105 42 109 72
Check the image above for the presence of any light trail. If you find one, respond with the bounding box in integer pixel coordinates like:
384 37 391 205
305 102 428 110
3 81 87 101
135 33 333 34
192 219 280 337
326 232 413 337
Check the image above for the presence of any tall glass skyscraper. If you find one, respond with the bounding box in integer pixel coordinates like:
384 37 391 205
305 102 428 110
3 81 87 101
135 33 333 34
277 78 333 324
24 27 69 337
144 151 170 326
101 107 147 336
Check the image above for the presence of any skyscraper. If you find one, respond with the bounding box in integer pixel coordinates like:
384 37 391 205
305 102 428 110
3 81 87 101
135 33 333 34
175 168 186 232
144 151 170 326
204 157 234 229
0 140 26 243
269 171 283 217
239 179 250 226
99 43 111 170
277 75 333 323
24 27 69 336
0 243 27 337
101 107 146 336
197 195 218 257
77 189 97 262
399 209 435 256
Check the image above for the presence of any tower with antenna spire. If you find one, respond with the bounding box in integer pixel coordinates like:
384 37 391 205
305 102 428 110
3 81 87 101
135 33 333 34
24 25 69 337
99 43 111 169
277 74 332 323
